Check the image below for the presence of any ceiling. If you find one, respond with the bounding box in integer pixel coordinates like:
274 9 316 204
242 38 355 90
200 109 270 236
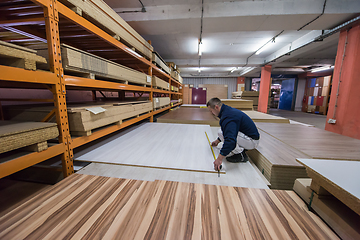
104 0 360 78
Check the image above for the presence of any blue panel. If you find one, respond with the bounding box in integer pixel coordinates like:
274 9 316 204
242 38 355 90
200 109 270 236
278 79 295 111
311 96 314 105
310 78 316 88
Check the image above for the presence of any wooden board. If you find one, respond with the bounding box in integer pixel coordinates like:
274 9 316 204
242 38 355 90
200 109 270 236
0 121 59 154
198 84 228 102
297 158 360 216
242 111 290 123
76 123 223 174
58 0 153 59
152 76 169 90
221 99 253 110
156 107 219 126
38 44 151 86
247 129 309 190
256 123 360 161
0 173 338 240
153 97 170 109
182 85 191 104
0 40 47 70
152 52 170 74
293 178 360 240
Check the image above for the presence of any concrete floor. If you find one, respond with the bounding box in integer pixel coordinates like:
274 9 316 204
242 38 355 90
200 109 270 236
269 108 327 129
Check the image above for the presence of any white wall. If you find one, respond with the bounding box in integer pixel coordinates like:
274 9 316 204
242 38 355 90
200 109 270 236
295 78 306 111
183 77 237 99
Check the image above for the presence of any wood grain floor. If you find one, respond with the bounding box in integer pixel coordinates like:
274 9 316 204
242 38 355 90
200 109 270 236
0 174 338 240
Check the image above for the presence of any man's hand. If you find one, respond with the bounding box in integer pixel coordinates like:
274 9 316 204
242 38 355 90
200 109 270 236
213 154 225 171
211 139 220 147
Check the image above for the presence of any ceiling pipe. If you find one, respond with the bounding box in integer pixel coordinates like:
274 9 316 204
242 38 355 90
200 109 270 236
297 0 327 31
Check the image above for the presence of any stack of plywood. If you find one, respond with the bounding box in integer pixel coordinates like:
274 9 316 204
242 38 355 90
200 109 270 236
157 107 219 126
170 69 183 84
58 0 153 59
0 121 59 153
153 97 170 109
0 40 47 70
152 52 170 75
68 101 152 136
221 99 253 110
152 76 169 90
38 44 151 86
199 84 228 103
182 85 192 104
0 173 339 240
243 111 290 123
247 122 360 190
241 91 259 109
171 86 179 92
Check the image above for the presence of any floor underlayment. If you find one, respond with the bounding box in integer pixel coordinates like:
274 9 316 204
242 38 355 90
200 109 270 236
76 123 224 174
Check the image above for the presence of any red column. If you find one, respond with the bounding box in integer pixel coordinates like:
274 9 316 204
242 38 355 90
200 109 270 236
325 24 360 140
258 65 272 113
237 77 245 91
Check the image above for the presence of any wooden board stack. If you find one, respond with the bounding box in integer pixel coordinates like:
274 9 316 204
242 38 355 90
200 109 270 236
152 76 169 90
248 122 360 190
293 178 360 240
0 40 47 71
68 101 152 136
38 44 151 86
198 84 228 102
182 85 192 104
58 0 153 59
153 97 170 109
0 121 59 154
152 52 170 75
157 107 219 126
0 173 338 239
171 86 179 92
221 99 254 110
243 111 290 123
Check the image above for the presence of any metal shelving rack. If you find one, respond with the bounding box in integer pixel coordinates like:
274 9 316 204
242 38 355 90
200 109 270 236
0 0 182 179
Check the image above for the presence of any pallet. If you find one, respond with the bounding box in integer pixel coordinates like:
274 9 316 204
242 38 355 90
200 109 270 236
58 0 153 60
38 44 151 86
0 40 47 71
0 121 58 154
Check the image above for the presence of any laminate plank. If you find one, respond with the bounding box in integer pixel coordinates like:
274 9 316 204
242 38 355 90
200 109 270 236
76 123 223 174
0 174 338 240
157 107 219 126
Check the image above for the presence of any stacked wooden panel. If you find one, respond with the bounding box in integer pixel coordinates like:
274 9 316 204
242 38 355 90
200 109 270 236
152 76 169 90
38 44 151 86
240 91 260 110
58 0 153 59
303 76 331 115
152 52 170 74
0 121 59 153
171 85 179 92
68 102 152 136
221 99 253 110
153 97 170 109
157 107 219 126
198 84 228 103
0 173 338 240
243 111 290 123
0 40 47 70
182 85 192 104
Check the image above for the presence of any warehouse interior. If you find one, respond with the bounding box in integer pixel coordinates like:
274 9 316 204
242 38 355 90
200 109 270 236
0 0 360 239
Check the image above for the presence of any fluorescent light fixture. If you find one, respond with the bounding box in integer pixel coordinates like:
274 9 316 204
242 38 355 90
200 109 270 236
198 68 201 73
255 38 275 55
198 41 203 56
240 67 256 76
230 67 238 73
311 66 334 73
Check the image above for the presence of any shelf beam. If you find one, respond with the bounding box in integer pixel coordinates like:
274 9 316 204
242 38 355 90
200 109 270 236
0 65 58 84
0 143 66 179
0 17 45 27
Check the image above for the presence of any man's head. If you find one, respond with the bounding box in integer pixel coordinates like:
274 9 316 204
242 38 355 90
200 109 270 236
207 97 223 117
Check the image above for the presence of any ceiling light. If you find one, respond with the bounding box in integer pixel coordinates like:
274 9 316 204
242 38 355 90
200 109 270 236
255 38 276 55
311 66 334 73
230 67 238 73
198 68 201 73
198 41 203 56
240 67 255 76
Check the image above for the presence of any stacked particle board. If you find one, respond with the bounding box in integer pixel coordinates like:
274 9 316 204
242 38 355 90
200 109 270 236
0 121 59 153
170 99 182 106
198 84 228 103
38 44 151 86
153 97 170 109
152 76 169 90
221 99 253 110
171 86 179 92
242 111 290 123
170 70 183 83
303 76 331 115
58 0 153 59
241 91 260 109
68 101 152 136
0 174 338 239
157 107 219 126
182 85 192 104
152 52 170 75
293 178 360 240
0 40 47 70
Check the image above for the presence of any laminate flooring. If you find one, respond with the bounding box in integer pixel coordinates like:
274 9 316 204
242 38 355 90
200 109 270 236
76 123 223 174
0 173 338 240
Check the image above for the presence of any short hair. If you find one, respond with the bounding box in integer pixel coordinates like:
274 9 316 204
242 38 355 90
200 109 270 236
207 97 223 108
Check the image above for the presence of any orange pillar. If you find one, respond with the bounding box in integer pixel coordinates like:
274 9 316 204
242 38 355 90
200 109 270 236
325 24 360 140
258 65 272 113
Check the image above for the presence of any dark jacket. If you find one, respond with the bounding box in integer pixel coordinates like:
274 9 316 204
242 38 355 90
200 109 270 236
218 104 260 156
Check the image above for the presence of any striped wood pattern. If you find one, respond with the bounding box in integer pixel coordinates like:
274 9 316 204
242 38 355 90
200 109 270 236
0 174 338 240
